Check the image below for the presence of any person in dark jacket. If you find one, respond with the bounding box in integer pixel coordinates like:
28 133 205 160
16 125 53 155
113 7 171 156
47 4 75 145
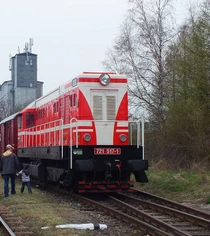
18 165 32 194
0 144 19 198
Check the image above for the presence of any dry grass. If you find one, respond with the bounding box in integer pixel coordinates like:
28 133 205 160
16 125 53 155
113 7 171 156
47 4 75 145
0 177 89 236
138 166 210 205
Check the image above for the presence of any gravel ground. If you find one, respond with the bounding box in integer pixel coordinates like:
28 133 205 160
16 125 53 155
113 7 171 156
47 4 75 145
0 177 147 236
49 192 146 236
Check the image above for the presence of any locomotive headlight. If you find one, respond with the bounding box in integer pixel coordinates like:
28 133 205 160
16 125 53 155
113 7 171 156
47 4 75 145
84 133 91 142
99 73 110 86
120 134 127 142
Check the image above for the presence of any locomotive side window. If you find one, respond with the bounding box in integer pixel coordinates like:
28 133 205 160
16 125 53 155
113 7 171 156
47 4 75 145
18 115 22 129
36 111 39 120
73 94 76 106
70 95 72 106
93 95 103 120
106 96 116 120
70 93 76 107
26 113 34 128
71 94 74 106
53 102 58 113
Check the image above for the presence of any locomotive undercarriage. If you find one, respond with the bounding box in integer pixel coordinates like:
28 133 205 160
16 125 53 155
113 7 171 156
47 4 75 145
18 145 148 193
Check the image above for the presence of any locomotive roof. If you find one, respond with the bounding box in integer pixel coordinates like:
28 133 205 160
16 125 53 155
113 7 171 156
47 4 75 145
35 87 59 102
0 111 20 124
19 100 36 113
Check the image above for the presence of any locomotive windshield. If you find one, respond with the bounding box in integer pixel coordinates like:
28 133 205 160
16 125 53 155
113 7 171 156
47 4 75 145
26 112 34 128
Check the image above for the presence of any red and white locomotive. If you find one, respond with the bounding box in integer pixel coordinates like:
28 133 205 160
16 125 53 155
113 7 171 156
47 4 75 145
0 72 148 192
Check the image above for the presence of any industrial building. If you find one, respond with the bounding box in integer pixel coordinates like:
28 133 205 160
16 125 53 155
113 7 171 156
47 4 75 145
0 39 43 119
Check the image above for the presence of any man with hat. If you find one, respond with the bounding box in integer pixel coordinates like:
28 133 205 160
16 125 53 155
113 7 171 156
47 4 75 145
0 144 19 198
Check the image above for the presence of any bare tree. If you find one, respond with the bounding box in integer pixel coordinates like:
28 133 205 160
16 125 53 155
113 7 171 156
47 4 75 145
0 100 12 121
0 99 33 121
103 0 175 129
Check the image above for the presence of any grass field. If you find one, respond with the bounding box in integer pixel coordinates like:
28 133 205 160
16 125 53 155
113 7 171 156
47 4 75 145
0 177 89 236
138 168 210 204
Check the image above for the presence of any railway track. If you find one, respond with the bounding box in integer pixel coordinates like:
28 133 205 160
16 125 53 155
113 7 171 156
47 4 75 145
0 205 35 236
72 190 210 236
129 189 210 221
112 192 210 235
29 181 210 235
0 216 16 236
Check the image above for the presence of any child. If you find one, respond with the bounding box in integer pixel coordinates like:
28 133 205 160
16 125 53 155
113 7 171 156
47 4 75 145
18 165 32 194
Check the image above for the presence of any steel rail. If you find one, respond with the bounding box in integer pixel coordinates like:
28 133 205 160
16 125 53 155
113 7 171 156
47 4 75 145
133 189 210 220
118 194 210 228
108 195 191 236
73 193 172 236
0 216 16 236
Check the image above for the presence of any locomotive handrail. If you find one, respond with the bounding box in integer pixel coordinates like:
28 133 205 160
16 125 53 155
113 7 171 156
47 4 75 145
23 119 64 159
140 119 144 160
68 119 144 147
129 119 144 160
70 118 78 169
68 118 145 169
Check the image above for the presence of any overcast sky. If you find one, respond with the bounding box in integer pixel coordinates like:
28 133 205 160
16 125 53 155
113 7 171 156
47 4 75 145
0 0 205 94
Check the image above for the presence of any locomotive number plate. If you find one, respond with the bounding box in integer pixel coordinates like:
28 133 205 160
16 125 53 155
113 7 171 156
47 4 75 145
94 148 121 155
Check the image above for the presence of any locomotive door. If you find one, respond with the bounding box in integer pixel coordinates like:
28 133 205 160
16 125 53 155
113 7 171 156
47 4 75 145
91 91 116 145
